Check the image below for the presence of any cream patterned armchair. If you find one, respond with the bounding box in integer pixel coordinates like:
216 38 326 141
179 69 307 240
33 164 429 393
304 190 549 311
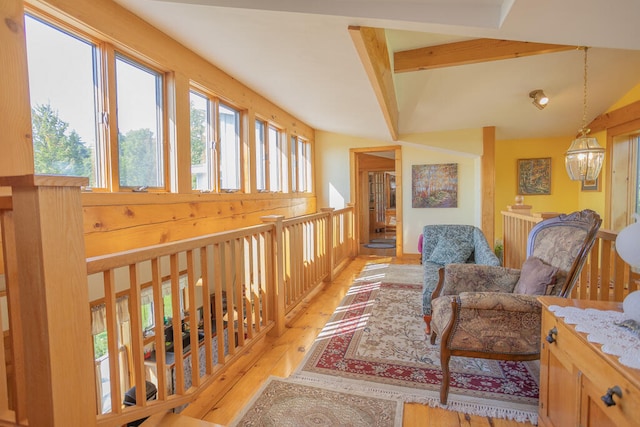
429 209 602 404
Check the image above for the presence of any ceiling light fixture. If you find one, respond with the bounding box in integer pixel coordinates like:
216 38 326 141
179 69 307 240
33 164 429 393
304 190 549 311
565 47 605 181
529 89 549 110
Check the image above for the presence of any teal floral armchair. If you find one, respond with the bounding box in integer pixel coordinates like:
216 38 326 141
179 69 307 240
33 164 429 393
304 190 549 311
421 224 499 332
429 210 602 404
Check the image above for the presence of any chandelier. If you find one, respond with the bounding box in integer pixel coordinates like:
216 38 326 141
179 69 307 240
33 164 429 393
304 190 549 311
565 47 605 181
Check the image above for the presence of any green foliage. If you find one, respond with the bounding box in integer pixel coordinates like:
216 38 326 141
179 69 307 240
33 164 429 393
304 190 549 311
190 101 206 165
93 331 108 359
118 128 161 187
31 103 92 179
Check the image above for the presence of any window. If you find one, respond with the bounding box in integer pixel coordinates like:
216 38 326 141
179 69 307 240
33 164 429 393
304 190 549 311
291 135 312 192
25 12 168 192
140 288 155 334
115 54 165 189
219 103 242 191
25 11 314 196
268 125 286 192
190 91 212 191
255 120 266 191
255 121 290 193
611 134 640 230
190 90 244 192
25 14 101 186
268 126 283 192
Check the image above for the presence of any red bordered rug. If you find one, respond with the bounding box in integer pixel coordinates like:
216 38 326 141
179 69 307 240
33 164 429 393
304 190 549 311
293 262 539 425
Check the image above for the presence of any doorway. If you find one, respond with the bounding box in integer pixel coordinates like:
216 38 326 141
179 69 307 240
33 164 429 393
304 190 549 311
351 146 402 257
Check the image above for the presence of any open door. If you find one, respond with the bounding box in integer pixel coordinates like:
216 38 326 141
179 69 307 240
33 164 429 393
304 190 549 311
350 146 402 256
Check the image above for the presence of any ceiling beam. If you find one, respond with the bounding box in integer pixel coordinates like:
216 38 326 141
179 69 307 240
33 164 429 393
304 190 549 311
349 26 399 141
394 38 577 73
586 99 640 134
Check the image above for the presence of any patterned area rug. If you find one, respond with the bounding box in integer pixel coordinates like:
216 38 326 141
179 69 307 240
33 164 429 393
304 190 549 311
293 262 539 424
229 377 403 426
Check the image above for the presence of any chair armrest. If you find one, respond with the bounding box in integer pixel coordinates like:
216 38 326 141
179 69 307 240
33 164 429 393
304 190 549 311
457 291 540 312
436 292 542 355
436 264 521 297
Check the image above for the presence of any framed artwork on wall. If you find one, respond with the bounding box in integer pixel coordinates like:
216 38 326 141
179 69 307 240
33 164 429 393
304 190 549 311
411 163 458 208
581 177 600 192
517 157 551 195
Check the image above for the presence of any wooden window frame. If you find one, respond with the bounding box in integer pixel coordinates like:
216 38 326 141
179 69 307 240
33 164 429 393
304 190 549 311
26 7 172 193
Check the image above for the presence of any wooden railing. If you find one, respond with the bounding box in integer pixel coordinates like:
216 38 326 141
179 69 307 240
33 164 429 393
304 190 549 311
0 205 355 426
502 210 639 303
574 229 640 301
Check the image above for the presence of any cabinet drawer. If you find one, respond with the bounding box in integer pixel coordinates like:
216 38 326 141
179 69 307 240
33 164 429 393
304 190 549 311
542 309 640 427
580 371 638 427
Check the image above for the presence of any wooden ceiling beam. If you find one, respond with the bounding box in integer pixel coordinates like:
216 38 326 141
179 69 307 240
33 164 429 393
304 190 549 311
349 26 399 141
394 38 577 73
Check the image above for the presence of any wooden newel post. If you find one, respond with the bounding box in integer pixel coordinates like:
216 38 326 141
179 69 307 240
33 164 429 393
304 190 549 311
346 203 356 258
261 215 285 337
321 208 335 282
0 175 96 426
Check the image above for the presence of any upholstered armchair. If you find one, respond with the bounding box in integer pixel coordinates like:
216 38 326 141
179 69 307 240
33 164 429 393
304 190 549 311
421 225 500 334
429 209 602 404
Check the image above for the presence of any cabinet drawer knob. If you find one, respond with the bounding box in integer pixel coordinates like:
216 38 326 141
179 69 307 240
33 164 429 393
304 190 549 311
601 385 623 407
545 326 557 344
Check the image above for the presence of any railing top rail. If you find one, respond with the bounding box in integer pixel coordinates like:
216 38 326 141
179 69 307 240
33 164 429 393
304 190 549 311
86 222 273 274
501 210 560 223
596 228 618 241
333 206 354 215
282 211 328 227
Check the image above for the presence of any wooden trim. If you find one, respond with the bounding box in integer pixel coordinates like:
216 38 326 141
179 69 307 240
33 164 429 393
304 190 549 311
597 116 640 229
173 73 192 193
0 174 88 188
348 26 399 141
0 0 34 177
394 148 403 257
482 126 496 248
587 100 640 134
394 38 576 73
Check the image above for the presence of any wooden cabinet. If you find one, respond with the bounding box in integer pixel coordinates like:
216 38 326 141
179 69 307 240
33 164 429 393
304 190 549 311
538 297 640 427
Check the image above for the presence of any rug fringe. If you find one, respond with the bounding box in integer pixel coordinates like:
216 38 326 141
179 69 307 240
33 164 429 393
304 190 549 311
291 372 538 425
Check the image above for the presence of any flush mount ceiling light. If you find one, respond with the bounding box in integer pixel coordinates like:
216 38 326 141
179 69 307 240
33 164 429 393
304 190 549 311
529 89 549 110
565 47 605 181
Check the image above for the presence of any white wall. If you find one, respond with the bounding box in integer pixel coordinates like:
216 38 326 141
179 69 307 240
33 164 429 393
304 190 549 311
315 129 484 254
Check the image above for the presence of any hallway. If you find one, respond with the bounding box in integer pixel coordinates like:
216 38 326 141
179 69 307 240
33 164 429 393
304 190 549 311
194 256 534 427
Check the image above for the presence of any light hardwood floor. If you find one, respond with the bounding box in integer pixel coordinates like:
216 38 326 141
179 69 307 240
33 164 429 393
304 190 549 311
196 256 535 427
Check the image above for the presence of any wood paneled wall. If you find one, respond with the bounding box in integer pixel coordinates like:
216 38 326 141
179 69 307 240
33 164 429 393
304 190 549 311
82 193 316 257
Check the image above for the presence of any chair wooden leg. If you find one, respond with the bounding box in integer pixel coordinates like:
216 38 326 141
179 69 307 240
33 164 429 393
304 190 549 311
423 315 432 335
430 331 437 345
440 347 451 405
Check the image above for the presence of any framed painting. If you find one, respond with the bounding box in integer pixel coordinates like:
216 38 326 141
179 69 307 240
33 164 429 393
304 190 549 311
517 157 551 195
411 163 458 208
581 177 600 192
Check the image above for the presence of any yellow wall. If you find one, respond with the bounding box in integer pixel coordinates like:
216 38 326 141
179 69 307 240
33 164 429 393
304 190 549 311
316 129 484 254
607 82 640 111
494 136 582 241
495 82 640 240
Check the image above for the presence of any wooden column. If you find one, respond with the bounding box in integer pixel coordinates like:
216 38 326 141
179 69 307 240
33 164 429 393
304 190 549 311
0 0 34 178
346 203 357 258
321 208 335 282
0 175 96 426
261 215 285 337
482 126 496 249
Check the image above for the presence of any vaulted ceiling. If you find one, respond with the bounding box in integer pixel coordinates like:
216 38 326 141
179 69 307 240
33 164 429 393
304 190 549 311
116 0 640 141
